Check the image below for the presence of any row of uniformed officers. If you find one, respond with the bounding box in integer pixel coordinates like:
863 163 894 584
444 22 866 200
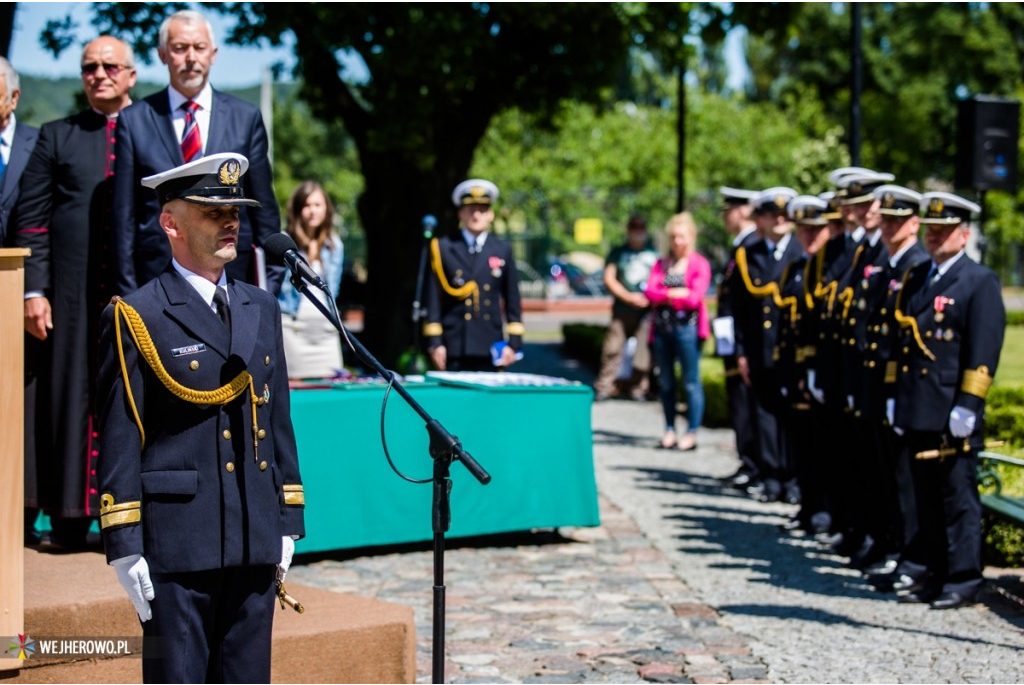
715 168 1005 610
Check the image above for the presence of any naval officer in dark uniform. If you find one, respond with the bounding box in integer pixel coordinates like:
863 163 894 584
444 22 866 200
424 178 525 371
97 153 305 682
715 187 763 489
891 191 1004 609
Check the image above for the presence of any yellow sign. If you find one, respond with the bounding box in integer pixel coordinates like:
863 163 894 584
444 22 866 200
574 218 603 244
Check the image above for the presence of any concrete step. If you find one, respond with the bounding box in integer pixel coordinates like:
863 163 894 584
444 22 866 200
8 547 415 683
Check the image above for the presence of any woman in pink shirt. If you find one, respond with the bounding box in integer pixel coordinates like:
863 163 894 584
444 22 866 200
644 212 711 450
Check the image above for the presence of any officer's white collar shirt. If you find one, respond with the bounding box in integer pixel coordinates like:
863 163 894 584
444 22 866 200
768 232 792 260
851 226 866 243
888 241 917 269
867 228 882 246
931 250 966 280
168 82 214 157
461 228 488 253
172 258 229 311
733 224 757 247
0 112 16 165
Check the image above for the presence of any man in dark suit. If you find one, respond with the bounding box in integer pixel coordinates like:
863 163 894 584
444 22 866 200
0 56 38 244
891 191 1004 610
14 36 137 549
424 178 525 371
732 187 802 503
97 152 305 682
715 187 763 489
111 9 282 296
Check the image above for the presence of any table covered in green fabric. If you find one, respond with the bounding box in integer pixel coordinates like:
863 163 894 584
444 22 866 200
291 374 599 553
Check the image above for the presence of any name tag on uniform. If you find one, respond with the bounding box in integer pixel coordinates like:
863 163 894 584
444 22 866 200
171 343 207 357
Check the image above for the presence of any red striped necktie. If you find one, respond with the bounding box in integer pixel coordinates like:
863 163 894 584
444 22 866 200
180 100 202 162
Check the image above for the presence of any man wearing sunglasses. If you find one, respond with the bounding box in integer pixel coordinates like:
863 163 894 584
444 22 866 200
13 36 135 549
111 9 283 297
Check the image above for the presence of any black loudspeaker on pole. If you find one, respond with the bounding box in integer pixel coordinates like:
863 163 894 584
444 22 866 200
955 95 1021 193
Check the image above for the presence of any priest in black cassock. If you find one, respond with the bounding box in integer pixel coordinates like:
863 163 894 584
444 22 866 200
13 36 137 548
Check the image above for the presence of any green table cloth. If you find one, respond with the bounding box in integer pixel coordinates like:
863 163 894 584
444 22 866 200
291 375 599 553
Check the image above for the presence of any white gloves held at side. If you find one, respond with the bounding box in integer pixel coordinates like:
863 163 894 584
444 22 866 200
806 371 825 404
111 554 154 622
949 406 977 438
112 536 296 622
279 536 295 582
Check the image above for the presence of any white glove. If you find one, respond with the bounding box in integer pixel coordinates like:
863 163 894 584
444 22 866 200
112 554 154 622
278 536 295 582
807 371 825 404
885 398 895 426
846 395 855 410
949 406 976 438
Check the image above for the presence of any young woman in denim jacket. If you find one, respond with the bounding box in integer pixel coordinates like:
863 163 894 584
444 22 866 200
277 181 345 378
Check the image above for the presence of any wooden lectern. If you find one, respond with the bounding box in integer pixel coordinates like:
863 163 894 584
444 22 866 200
0 248 28 672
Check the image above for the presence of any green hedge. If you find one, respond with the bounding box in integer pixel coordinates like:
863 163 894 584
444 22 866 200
1007 310 1024 327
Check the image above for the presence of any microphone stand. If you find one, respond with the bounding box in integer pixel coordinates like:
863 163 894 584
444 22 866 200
403 217 435 375
288 272 490 685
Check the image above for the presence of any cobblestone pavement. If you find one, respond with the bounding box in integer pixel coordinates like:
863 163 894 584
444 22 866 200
290 342 1024 684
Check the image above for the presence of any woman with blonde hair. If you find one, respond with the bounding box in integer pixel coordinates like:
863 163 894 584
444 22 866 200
277 180 345 378
644 212 711 450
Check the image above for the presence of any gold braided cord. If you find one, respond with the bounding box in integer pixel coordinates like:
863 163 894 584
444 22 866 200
803 258 816 311
892 270 936 361
774 264 798 321
735 246 780 299
113 298 261 453
430 238 478 300
839 286 855 320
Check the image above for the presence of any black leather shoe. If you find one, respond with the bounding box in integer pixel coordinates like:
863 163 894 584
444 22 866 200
930 591 976 610
726 472 753 488
868 572 898 592
897 588 940 604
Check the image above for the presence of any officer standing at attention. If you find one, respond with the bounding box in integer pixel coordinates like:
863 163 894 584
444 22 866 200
715 187 763 489
424 179 525 371
96 153 305 682
891 191 1004 610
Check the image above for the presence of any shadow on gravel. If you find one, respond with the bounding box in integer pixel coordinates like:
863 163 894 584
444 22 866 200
612 464 889 602
720 602 1024 649
593 428 658 449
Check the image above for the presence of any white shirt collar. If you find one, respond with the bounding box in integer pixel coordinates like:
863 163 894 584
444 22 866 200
172 258 228 308
733 224 757 247
888 241 916 268
867 228 882 246
461 228 488 251
773 232 792 259
851 226 866 243
168 82 214 112
934 250 966 277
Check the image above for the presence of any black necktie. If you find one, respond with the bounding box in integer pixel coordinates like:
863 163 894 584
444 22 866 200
212 286 231 331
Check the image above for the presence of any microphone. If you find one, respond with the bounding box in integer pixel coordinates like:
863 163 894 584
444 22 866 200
264 233 328 291
422 214 437 239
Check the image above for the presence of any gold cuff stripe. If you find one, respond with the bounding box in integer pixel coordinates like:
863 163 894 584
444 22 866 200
283 484 305 506
884 361 897 384
423 323 443 337
101 509 141 529
507 322 525 336
961 368 993 399
724 368 742 378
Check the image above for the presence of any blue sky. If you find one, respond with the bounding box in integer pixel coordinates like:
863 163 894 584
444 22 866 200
9 2 296 87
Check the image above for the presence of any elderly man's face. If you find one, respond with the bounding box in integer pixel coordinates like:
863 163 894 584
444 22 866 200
159 18 217 97
81 37 137 114
0 73 20 131
924 222 969 264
